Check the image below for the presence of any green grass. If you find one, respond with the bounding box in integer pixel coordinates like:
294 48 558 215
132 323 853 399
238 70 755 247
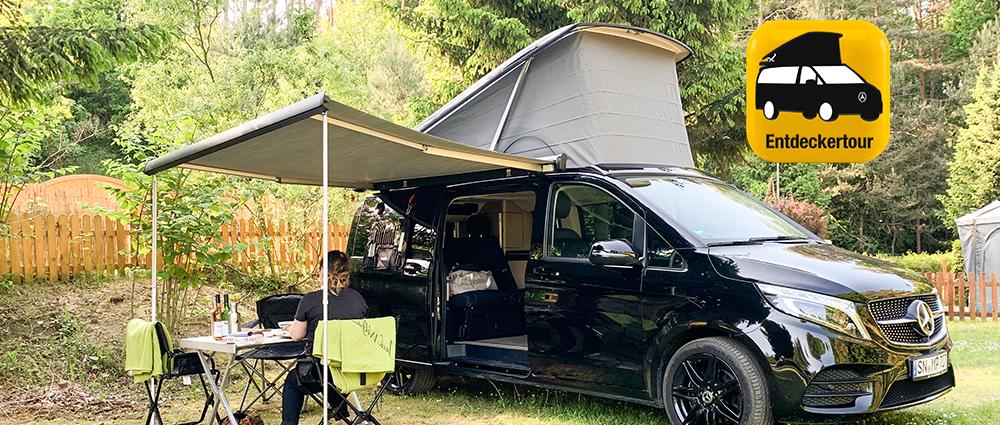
2 279 999 424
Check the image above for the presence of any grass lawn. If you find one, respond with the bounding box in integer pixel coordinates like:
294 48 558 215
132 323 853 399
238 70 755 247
1 280 998 424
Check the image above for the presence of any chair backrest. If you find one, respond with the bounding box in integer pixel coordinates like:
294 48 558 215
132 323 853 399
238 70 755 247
312 317 397 393
153 322 171 356
255 293 303 329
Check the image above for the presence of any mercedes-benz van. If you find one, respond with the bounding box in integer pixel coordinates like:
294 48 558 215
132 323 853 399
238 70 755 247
347 164 953 425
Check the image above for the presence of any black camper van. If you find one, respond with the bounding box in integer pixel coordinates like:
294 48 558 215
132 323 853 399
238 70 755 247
755 32 882 122
348 165 953 425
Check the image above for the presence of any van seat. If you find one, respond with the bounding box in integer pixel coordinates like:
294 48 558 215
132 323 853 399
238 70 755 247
445 214 525 341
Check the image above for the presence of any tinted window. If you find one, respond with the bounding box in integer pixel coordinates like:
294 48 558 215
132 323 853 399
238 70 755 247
549 184 635 258
626 177 813 244
647 227 686 269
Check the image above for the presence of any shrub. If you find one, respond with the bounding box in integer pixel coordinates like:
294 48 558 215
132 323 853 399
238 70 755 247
876 251 960 273
766 196 829 238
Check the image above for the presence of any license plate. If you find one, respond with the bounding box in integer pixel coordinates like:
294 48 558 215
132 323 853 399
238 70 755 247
909 351 948 381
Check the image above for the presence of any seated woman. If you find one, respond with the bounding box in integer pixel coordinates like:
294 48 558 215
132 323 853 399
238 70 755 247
282 250 368 425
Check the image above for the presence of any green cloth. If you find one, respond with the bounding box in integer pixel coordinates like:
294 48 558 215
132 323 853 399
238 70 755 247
312 317 396 393
125 318 167 383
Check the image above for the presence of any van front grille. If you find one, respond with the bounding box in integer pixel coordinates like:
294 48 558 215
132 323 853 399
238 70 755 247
868 295 944 346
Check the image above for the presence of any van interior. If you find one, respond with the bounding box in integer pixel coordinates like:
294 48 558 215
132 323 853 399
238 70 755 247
442 191 533 372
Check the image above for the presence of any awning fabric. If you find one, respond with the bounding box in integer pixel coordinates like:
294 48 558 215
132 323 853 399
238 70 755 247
143 93 555 189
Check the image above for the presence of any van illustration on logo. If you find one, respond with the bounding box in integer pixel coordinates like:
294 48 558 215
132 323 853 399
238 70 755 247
746 20 890 163
756 32 882 122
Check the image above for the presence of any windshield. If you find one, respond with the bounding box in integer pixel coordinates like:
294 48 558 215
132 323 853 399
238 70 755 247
814 65 865 84
625 176 813 244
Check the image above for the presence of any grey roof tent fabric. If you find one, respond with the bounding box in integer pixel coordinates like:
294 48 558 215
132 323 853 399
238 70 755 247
142 94 554 188
417 23 695 169
956 200 1000 281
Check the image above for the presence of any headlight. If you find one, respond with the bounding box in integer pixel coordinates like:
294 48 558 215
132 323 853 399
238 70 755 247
758 283 870 340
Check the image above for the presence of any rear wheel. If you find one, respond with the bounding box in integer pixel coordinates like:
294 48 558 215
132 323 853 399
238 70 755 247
763 101 778 120
663 337 772 425
386 365 436 395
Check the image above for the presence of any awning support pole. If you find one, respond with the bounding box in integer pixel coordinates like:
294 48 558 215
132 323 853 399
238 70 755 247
488 58 532 152
151 175 158 322
321 110 330 425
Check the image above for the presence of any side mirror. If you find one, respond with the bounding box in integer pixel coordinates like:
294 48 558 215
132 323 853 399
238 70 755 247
805 79 817 86
589 239 639 266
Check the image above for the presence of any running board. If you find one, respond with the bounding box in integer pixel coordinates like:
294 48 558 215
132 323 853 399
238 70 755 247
450 356 531 378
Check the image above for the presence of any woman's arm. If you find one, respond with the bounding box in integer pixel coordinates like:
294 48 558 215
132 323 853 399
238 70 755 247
288 319 308 341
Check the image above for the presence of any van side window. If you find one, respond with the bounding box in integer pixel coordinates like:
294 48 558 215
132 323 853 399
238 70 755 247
757 67 797 84
798 66 821 85
647 227 686 270
549 184 635 258
348 197 422 271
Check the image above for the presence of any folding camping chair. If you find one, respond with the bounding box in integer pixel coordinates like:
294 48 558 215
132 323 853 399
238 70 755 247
237 293 307 411
304 317 397 425
142 322 218 425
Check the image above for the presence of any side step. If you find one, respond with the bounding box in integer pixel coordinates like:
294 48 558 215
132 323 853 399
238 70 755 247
448 342 530 377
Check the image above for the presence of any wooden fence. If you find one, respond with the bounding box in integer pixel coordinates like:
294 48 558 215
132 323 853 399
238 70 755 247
926 270 1000 321
1 212 350 283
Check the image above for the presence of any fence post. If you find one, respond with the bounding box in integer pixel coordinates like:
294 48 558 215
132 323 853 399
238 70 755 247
57 215 70 281
990 273 1000 321
20 214 32 282
9 216 23 284
45 215 57 282
33 215 45 279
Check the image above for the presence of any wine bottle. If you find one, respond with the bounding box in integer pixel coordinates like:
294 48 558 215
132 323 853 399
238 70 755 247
212 294 225 340
229 297 240 334
221 294 231 335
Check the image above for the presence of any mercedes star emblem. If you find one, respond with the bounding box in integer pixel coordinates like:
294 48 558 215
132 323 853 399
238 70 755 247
858 91 868 103
906 300 935 337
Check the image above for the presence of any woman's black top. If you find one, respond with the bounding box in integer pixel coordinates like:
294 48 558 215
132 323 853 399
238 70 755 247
294 288 368 352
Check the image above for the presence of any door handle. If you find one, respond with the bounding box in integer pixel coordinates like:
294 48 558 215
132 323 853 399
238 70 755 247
533 266 559 277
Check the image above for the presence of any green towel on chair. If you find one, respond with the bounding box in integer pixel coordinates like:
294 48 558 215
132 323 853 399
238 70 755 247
125 318 167 383
313 317 396 393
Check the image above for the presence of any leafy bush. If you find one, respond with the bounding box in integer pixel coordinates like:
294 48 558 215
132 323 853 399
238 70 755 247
876 250 962 273
766 196 829 238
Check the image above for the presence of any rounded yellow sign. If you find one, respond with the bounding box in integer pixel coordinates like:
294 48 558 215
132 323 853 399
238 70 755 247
746 20 890 163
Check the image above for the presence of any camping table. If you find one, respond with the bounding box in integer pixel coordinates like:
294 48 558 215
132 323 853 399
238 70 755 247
179 335 296 424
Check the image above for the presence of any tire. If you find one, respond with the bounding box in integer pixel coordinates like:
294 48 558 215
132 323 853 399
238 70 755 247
386 364 436 395
802 110 816 120
763 101 778 120
819 102 837 121
861 113 879 122
663 337 772 425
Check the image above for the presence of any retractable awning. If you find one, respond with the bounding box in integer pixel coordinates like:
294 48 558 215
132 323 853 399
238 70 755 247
143 93 556 189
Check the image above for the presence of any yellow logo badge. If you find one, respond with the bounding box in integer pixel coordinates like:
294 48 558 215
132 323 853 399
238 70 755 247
746 20 889 163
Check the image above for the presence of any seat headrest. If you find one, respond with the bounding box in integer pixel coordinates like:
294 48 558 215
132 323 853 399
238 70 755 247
555 191 573 219
467 215 492 237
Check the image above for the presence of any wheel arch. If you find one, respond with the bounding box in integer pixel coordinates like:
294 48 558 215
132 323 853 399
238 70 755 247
647 324 774 407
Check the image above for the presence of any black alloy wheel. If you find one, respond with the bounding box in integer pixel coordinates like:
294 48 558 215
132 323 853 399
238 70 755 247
671 353 742 424
664 337 772 425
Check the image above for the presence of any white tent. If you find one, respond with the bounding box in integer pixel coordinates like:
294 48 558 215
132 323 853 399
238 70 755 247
956 200 1000 312
957 200 1000 277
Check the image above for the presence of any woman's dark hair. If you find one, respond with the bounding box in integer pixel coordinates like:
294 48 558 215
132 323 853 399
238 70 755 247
319 250 350 291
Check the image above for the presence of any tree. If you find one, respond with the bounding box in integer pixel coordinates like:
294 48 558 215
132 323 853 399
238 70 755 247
943 0 999 62
0 0 168 105
939 49 1000 226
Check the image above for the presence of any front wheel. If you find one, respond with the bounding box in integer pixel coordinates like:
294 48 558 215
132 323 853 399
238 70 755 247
762 101 778 120
818 102 837 121
663 337 772 425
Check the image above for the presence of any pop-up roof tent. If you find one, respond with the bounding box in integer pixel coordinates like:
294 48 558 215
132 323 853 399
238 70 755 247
418 23 694 168
141 23 695 423
956 201 1000 280
759 32 843 67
